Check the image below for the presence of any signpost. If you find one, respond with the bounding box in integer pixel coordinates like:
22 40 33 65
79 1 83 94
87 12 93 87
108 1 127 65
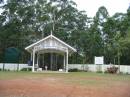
94 56 104 73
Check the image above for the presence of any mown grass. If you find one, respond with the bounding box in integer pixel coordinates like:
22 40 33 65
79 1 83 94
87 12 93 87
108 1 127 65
0 71 130 80
0 71 130 86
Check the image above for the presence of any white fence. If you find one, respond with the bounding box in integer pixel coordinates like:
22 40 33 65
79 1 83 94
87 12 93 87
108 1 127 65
0 63 31 71
0 63 130 74
68 64 130 74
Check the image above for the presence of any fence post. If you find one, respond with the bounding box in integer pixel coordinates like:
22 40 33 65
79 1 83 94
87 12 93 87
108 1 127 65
3 63 5 71
17 63 19 71
126 66 128 74
102 64 104 74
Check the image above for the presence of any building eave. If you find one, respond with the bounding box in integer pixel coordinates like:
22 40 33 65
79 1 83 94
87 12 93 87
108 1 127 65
25 34 77 53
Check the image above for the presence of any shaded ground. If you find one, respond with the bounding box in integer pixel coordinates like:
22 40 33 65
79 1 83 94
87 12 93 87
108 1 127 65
0 72 130 97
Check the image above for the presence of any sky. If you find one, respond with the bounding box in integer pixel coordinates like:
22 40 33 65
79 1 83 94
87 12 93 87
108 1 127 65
0 0 130 17
74 0 130 17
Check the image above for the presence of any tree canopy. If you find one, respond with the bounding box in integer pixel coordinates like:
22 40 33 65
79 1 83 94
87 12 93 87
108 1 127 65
0 0 130 65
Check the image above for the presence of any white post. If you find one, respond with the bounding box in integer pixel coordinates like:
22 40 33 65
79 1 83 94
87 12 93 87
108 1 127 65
37 53 39 68
125 66 128 74
56 54 58 70
64 54 66 71
102 64 104 74
102 56 104 74
51 53 53 70
32 48 35 72
31 52 33 61
43 54 44 67
66 50 68 73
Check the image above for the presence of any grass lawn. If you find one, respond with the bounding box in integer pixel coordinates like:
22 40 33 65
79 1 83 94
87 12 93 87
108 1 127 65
0 71 130 86
0 71 130 97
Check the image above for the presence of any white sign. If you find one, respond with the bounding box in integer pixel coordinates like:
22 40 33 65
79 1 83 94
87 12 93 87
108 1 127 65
94 56 104 64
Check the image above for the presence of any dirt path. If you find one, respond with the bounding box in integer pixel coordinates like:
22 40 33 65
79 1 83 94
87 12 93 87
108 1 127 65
0 77 130 97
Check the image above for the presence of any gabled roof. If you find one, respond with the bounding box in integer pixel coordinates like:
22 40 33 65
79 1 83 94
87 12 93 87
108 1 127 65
25 34 76 52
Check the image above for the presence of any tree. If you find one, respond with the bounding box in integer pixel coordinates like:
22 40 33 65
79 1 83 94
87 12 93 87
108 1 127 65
0 0 89 63
0 0 130 65
83 6 109 63
0 0 3 3
0 0 49 62
120 27 130 65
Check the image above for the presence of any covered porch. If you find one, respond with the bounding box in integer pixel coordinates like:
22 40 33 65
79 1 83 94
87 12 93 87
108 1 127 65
25 34 76 73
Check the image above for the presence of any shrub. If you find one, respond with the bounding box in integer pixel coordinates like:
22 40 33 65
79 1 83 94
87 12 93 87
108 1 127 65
83 70 89 72
107 66 118 74
104 70 108 73
119 72 124 74
0 68 2 71
96 71 102 73
3 69 9 71
20 68 32 71
68 68 79 72
126 72 130 75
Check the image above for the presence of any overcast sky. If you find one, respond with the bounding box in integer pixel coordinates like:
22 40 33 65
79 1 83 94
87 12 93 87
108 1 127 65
74 0 130 17
0 0 130 17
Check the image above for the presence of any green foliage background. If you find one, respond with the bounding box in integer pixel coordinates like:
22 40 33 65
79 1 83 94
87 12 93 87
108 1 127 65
0 0 130 65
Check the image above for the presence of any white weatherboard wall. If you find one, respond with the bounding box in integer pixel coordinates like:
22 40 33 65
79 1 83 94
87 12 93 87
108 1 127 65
68 64 130 74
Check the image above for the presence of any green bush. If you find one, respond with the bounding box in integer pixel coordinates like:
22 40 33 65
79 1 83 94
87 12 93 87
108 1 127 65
104 70 108 73
20 68 32 71
3 69 10 71
119 72 124 74
68 68 79 72
0 68 2 71
96 71 103 73
107 66 118 74
126 72 130 75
